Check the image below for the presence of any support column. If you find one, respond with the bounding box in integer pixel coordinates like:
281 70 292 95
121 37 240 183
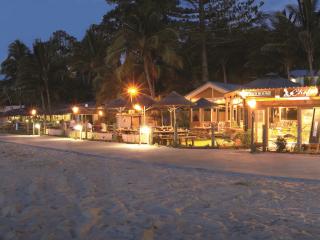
225 101 229 122
297 107 302 151
265 107 270 150
230 98 233 126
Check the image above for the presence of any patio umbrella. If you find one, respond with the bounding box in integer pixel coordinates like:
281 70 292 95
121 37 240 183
153 91 193 145
106 95 155 110
131 94 156 109
105 98 127 111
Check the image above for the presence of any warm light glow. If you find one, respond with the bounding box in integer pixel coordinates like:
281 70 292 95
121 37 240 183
133 104 142 111
127 86 138 96
215 99 225 104
98 110 104 117
282 97 311 101
74 124 83 131
239 91 247 99
26 119 29 123
31 109 37 116
140 126 151 135
35 123 41 129
72 106 79 114
232 98 242 105
247 99 257 109
306 86 319 97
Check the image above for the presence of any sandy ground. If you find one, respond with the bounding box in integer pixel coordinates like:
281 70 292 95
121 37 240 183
0 142 319 240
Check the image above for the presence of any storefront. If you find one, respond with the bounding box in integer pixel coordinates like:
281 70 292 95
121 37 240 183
225 85 320 149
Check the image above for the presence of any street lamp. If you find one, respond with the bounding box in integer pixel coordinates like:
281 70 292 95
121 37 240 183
247 99 256 153
72 106 79 114
31 109 37 135
98 110 104 117
128 86 138 103
31 109 37 116
134 104 146 125
74 124 83 140
35 123 41 136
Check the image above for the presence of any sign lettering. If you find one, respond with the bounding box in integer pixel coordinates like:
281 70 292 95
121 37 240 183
239 90 272 98
283 87 319 98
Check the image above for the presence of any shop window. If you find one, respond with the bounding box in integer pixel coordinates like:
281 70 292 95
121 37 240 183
269 107 298 149
281 108 297 120
301 109 314 144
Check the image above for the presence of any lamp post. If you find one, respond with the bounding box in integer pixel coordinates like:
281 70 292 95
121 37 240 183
72 106 79 115
72 106 81 139
247 99 256 153
128 86 139 130
35 123 41 136
98 110 104 118
128 86 138 103
134 104 147 144
31 109 37 135
133 104 146 125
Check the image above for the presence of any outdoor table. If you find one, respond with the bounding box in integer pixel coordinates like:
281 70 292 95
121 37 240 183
153 129 190 145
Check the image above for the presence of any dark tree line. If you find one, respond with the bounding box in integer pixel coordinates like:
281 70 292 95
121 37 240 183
1 0 320 110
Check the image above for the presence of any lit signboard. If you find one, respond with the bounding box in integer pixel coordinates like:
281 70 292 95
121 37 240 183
239 90 273 98
282 87 319 98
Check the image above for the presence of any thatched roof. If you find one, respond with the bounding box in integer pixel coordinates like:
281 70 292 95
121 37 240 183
131 94 156 108
105 98 127 109
154 91 193 108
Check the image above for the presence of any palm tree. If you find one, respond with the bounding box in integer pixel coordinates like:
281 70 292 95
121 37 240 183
107 0 182 97
32 40 55 112
288 0 320 83
0 40 30 106
261 10 300 79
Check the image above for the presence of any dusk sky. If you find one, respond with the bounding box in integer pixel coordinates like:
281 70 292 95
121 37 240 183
0 0 294 64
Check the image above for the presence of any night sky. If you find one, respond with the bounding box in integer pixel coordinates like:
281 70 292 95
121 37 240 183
0 0 294 64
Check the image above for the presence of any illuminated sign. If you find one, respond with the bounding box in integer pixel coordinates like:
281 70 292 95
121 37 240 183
283 87 319 98
239 90 273 98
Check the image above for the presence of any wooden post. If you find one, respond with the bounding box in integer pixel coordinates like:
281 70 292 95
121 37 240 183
297 107 302 151
265 107 270 151
225 101 229 122
211 123 215 148
262 124 267 152
250 111 255 153
173 108 178 147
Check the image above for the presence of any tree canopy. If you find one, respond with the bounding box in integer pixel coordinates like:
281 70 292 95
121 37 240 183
1 0 320 108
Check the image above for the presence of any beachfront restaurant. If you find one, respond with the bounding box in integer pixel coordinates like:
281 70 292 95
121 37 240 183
185 81 241 128
224 75 320 150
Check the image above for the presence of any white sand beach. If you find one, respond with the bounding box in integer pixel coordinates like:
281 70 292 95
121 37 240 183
0 141 319 240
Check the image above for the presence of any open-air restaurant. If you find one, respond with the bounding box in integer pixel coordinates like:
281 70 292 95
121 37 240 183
1 74 320 153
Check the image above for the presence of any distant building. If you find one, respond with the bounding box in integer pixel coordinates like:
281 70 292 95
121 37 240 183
289 69 319 86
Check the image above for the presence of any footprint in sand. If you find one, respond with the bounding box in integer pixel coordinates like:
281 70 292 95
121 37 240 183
79 208 102 237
